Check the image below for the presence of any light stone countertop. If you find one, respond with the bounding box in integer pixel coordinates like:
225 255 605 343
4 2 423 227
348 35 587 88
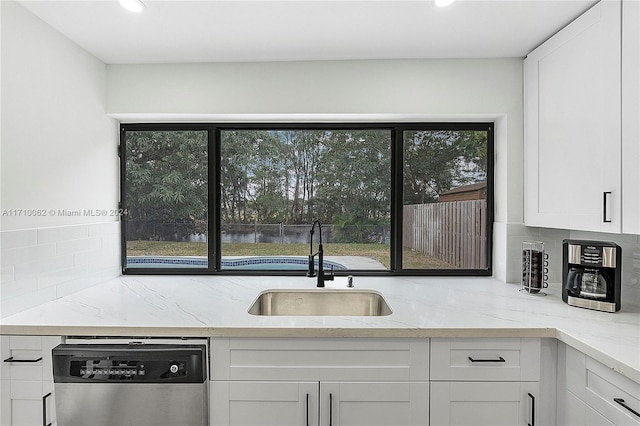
1 275 638 382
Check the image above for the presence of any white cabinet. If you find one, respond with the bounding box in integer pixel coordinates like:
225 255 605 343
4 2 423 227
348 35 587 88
524 0 622 232
0 335 61 426
557 342 640 425
622 0 640 234
211 381 317 426
211 380 429 426
210 338 430 426
584 358 640 425
430 338 542 426
320 382 429 426
431 381 539 426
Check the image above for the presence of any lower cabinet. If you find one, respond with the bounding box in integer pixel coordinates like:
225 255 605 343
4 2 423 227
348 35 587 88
210 338 431 426
321 382 429 426
430 338 543 426
210 337 552 426
210 381 317 426
0 335 61 426
210 380 429 426
430 381 539 426
557 342 640 426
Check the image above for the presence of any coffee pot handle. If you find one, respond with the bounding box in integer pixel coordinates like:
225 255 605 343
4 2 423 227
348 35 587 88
566 268 582 292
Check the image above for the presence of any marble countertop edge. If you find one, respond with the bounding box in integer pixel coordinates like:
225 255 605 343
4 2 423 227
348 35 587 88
555 328 640 384
0 325 557 339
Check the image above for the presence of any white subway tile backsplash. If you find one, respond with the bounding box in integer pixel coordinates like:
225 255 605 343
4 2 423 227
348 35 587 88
73 248 119 269
88 221 119 237
0 266 14 283
13 255 75 281
0 243 56 268
37 225 88 244
56 237 102 256
0 229 37 250
1 222 120 318
37 265 88 290
55 267 119 299
1 278 38 300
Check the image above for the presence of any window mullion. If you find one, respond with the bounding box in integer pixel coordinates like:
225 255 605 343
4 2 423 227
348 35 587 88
210 127 221 271
390 127 404 272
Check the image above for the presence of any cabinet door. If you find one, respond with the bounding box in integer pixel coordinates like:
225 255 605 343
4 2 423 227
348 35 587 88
524 0 622 232
2 380 55 426
622 0 640 234
1 336 59 426
430 382 539 426
211 381 318 426
320 382 429 426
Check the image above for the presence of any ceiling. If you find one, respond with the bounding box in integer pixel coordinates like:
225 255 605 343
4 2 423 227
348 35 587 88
17 0 598 64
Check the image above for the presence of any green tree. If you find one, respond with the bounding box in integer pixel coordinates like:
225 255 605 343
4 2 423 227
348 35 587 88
315 130 391 221
403 130 487 204
126 130 208 240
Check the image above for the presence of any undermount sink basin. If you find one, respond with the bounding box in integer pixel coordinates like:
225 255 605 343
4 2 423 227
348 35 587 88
248 289 392 316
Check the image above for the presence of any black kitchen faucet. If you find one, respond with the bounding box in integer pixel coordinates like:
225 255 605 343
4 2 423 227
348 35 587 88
307 220 334 287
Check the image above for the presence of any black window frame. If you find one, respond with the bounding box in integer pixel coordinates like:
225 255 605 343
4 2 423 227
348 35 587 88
120 122 494 277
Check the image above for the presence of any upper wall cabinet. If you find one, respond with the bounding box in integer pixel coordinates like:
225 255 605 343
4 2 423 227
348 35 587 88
622 0 640 234
524 0 623 233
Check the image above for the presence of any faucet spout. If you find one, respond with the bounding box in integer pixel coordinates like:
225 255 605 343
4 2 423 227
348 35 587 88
308 220 334 287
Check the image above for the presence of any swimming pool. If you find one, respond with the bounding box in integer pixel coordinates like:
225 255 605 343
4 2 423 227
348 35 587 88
126 256 347 270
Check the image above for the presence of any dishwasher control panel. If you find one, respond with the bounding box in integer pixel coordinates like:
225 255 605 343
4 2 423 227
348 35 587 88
53 344 206 383
71 358 187 380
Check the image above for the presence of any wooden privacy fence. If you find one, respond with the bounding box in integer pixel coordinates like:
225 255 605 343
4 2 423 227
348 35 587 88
403 200 487 269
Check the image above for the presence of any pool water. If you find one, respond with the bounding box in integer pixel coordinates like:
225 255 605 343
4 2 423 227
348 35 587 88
126 256 346 270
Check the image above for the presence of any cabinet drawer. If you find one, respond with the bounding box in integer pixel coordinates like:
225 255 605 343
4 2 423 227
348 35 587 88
430 338 540 382
211 338 429 381
1 336 61 381
585 358 640 425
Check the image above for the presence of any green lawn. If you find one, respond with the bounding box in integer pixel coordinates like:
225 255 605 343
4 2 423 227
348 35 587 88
127 241 454 269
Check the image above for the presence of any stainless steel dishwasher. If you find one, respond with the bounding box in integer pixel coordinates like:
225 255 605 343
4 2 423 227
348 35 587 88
52 338 208 426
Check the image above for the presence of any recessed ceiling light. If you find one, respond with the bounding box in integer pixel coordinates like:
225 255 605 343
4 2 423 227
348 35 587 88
435 0 456 7
119 0 145 13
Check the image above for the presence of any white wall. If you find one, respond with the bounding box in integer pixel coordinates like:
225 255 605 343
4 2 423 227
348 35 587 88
1 1 119 231
1 1 120 317
107 58 525 281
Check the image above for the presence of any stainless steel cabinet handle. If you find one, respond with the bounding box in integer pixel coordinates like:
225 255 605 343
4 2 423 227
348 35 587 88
42 392 52 426
4 356 43 363
527 393 535 426
603 191 612 223
614 398 640 418
468 356 506 363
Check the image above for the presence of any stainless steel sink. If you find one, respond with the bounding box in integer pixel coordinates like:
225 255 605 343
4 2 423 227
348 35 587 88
248 289 392 316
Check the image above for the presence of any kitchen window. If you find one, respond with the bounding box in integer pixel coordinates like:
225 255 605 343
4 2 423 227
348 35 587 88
120 123 493 276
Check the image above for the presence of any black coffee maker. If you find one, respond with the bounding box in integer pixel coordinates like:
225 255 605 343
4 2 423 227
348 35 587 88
562 240 622 312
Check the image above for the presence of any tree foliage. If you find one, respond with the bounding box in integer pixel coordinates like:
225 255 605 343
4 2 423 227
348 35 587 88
125 128 487 242
403 130 487 204
125 130 208 240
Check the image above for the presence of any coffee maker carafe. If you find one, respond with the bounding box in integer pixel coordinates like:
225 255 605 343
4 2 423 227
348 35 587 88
562 240 621 312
